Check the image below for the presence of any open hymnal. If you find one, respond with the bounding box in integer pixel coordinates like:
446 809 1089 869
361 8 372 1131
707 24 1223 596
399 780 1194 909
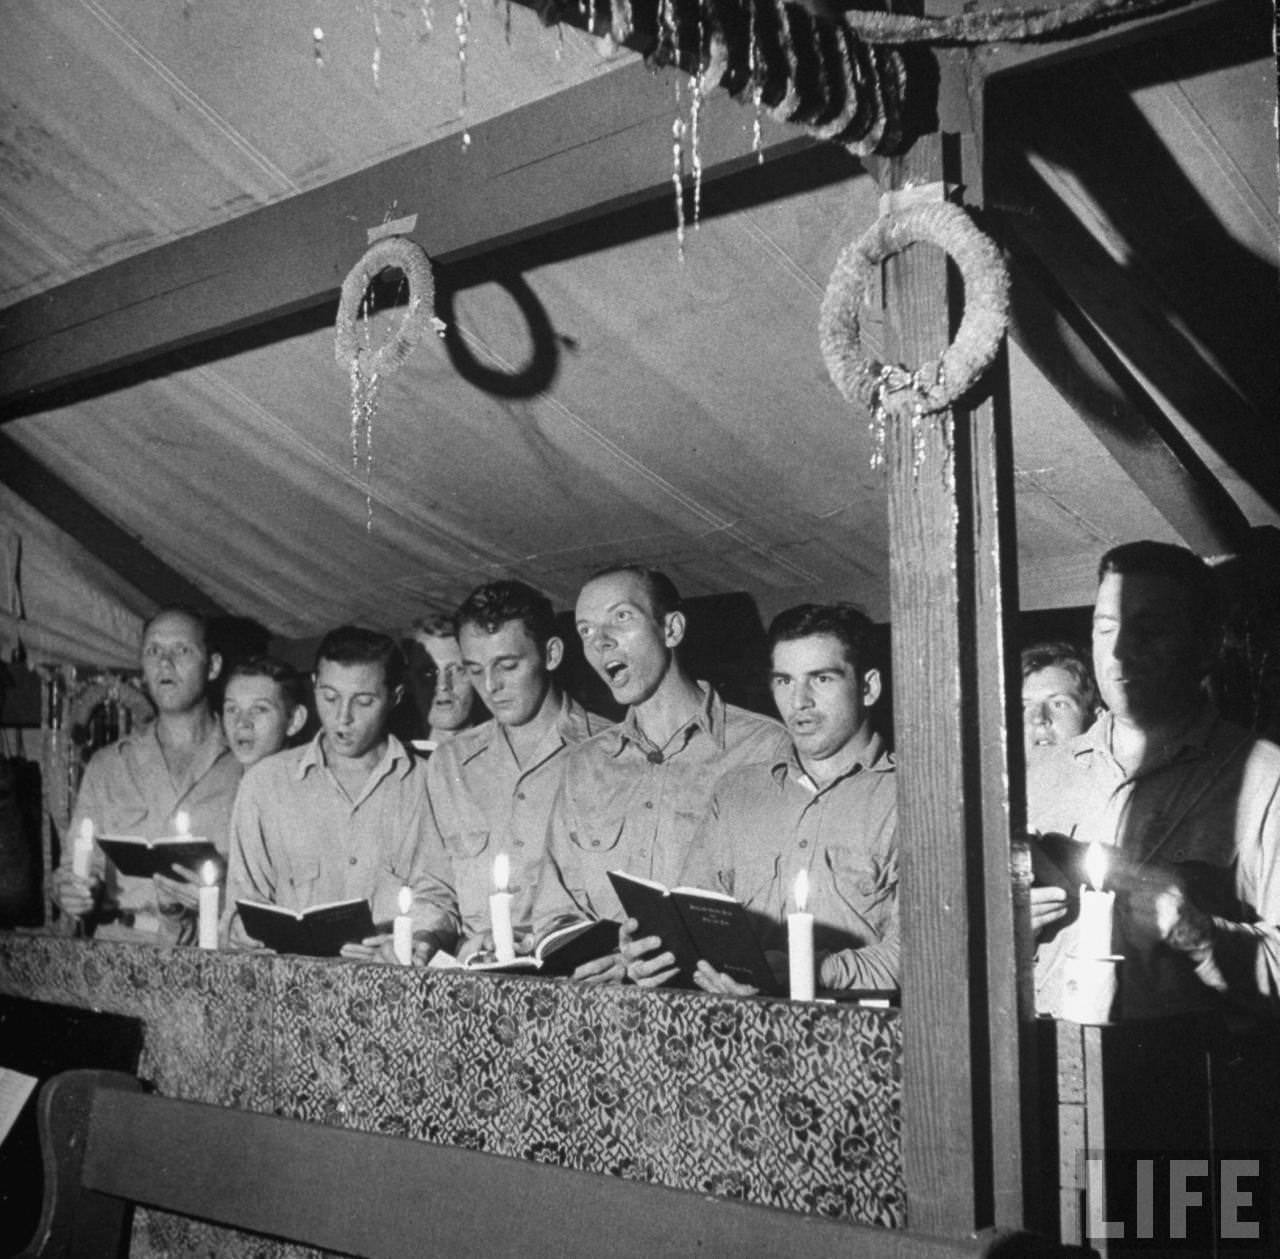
96 834 221 880
236 898 376 957
430 918 620 977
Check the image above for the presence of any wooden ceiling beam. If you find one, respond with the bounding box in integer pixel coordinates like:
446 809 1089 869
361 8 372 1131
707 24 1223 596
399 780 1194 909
1006 248 1252 557
985 47 1280 519
0 60 813 420
0 432 227 616
980 0 1242 78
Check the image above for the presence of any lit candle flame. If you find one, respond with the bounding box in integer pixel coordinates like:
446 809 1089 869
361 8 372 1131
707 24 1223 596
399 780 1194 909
398 885 413 916
79 817 94 842
1084 842 1108 892
175 810 191 837
493 853 510 893
200 861 218 888
794 868 809 913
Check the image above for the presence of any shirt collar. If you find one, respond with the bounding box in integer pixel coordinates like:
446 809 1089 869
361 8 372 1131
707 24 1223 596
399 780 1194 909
297 730 412 781
604 681 723 758
137 715 231 774
1076 705 1219 773
456 692 593 769
770 728 892 788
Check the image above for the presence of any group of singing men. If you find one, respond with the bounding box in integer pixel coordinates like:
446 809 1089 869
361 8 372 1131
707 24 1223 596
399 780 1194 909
53 541 1280 1018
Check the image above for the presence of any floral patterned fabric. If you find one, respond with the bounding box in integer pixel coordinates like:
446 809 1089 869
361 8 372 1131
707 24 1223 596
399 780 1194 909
0 932 903 1257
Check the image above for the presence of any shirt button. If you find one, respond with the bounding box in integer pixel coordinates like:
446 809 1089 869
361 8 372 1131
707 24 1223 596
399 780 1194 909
591 841 600 848
643 801 654 810
514 841 524 848
798 840 808 849
516 791 526 801
348 856 358 866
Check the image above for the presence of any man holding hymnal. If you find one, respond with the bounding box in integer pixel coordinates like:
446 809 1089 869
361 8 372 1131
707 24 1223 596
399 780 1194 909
223 627 454 960
415 581 612 963
528 565 783 980
645 603 900 996
52 606 242 944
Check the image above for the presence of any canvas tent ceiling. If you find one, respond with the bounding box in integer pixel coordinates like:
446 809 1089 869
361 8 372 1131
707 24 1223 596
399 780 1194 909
0 0 1275 664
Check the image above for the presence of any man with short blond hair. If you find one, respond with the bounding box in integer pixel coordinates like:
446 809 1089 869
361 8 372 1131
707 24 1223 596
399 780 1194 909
54 605 241 943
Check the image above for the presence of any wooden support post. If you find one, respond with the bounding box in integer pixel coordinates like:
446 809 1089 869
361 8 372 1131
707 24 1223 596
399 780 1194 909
881 117 1035 1236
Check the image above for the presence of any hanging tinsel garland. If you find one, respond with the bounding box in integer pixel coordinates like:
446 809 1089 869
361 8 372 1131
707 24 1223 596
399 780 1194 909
334 236 443 528
819 201 1009 425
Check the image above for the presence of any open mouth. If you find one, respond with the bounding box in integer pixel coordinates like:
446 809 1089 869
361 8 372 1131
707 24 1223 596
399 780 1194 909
603 660 628 685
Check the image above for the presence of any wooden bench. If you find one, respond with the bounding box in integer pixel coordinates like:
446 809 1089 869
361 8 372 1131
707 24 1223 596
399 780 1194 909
19 1069 1055 1259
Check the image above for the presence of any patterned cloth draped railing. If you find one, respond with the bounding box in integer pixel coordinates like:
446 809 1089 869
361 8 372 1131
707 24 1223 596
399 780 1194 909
0 931 903 1258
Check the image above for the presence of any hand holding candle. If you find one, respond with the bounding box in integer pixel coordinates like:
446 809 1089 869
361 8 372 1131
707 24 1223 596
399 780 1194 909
1076 842 1115 958
393 885 414 966
788 869 815 1001
1063 841 1120 1023
490 853 516 964
72 818 95 880
197 861 220 950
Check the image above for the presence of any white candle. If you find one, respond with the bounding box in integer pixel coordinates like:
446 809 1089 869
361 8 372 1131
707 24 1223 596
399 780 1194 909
72 817 95 880
1076 842 1115 958
788 869 815 1001
197 861 220 950
393 885 414 966
490 853 516 964
174 810 191 837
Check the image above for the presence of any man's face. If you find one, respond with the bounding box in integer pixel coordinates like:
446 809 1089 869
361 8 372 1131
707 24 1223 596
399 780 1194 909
313 659 398 761
1092 570 1206 727
770 633 878 765
575 572 682 708
222 674 303 767
407 632 475 734
1022 665 1093 754
460 619 559 729
140 612 219 715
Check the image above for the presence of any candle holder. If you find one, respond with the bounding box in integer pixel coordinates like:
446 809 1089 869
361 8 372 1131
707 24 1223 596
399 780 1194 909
1061 952 1122 1024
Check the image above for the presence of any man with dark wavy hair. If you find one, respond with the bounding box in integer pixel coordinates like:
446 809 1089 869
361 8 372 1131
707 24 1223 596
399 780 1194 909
1029 541 1280 1019
414 580 610 961
664 602 898 995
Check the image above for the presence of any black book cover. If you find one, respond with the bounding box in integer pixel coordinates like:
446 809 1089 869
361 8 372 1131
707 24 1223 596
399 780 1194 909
607 871 701 986
96 834 222 880
608 871 779 993
236 898 375 957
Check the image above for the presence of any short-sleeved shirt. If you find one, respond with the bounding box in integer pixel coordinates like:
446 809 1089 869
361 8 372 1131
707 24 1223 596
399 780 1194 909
679 731 899 991
1028 707 1280 1019
421 694 610 944
531 683 784 933
68 721 242 929
224 732 447 945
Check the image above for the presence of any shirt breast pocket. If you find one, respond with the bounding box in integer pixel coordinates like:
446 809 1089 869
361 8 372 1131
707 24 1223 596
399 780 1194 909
569 815 625 856
443 827 490 859
287 857 324 897
826 849 893 912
